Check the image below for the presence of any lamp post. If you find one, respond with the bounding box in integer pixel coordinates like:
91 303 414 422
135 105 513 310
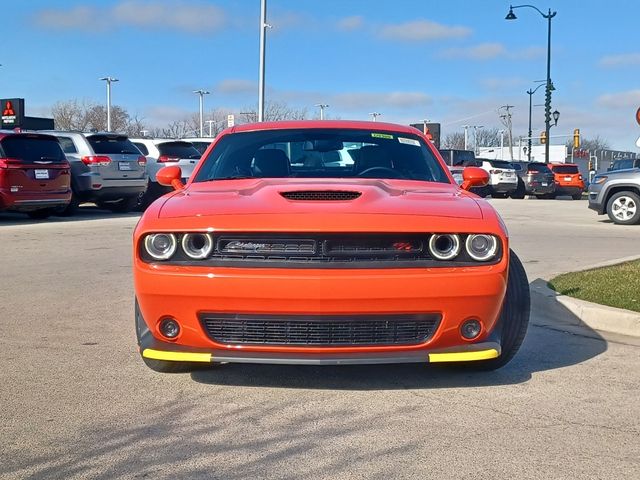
99 76 119 132
369 112 381 122
473 125 484 155
526 81 546 161
506 4 557 163
258 0 271 122
315 103 329 120
193 89 210 137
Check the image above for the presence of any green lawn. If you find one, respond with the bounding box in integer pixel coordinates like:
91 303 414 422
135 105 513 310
549 260 640 313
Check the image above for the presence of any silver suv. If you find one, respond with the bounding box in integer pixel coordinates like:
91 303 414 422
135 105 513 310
130 138 201 208
42 131 148 214
588 168 640 225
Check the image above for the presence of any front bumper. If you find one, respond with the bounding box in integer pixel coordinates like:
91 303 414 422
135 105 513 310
0 190 71 212
491 181 517 193
588 184 605 214
134 259 508 364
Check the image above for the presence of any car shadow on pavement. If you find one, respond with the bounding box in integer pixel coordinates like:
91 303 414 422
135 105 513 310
0 206 140 226
190 280 608 390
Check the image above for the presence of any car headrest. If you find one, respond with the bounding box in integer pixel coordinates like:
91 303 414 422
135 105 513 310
356 145 392 172
252 149 291 177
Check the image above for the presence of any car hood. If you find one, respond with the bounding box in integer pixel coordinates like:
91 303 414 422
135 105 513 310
158 179 484 220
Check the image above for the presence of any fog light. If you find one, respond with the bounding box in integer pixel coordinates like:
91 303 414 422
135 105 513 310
159 318 180 339
460 319 482 340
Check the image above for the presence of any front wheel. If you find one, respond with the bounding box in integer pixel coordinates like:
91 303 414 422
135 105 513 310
466 249 530 370
606 191 640 225
571 193 583 200
27 209 53 220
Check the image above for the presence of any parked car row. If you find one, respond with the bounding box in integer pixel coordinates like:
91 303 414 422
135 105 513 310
438 149 585 200
0 129 214 219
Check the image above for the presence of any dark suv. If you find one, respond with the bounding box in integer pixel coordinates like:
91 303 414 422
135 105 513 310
509 162 556 199
0 132 71 219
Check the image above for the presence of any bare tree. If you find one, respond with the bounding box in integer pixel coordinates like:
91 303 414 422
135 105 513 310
566 135 610 151
475 127 502 148
442 132 465 149
51 99 146 136
240 100 308 123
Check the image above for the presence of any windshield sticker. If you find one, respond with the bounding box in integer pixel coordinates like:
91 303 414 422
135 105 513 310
371 133 394 140
398 137 420 146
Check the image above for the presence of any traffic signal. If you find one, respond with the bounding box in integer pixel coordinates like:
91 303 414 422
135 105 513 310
588 161 594 171
573 128 580 149
540 131 547 144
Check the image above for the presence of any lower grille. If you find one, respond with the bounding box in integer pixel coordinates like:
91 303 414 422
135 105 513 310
200 313 441 347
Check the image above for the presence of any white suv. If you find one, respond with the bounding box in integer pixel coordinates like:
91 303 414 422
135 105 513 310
130 138 201 208
478 159 518 198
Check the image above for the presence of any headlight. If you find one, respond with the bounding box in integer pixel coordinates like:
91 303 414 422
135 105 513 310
144 233 177 260
594 176 608 184
465 234 498 261
182 233 213 259
428 234 461 260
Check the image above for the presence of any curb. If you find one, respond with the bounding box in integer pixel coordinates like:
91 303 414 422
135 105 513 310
530 280 640 338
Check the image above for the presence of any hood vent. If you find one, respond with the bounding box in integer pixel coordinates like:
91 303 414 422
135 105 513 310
280 190 362 201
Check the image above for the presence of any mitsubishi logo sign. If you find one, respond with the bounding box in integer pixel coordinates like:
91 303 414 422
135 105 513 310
1 98 25 128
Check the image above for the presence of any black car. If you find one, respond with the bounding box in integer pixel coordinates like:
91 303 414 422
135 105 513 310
509 162 556 199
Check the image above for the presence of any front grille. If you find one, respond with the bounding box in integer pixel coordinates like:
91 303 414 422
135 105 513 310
200 313 441 347
280 190 361 201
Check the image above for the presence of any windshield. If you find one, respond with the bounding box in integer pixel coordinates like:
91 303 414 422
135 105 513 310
488 160 514 169
553 165 579 174
527 163 552 173
87 135 140 155
158 142 201 159
0 136 66 163
194 128 450 183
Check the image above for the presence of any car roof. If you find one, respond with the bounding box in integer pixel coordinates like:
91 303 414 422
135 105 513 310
0 131 60 142
228 120 422 135
549 162 578 167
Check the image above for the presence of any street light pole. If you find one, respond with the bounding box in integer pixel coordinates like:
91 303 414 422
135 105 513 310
506 4 557 163
463 125 469 150
258 0 270 122
99 76 119 132
193 89 210 137
526 81 545 162
369 112 381 122
315 104 329 120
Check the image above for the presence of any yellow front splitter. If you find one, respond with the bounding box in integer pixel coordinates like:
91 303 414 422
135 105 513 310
143 349 212 363
428 348 500 363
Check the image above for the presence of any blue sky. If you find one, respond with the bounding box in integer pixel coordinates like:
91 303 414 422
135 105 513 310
1 0 639 149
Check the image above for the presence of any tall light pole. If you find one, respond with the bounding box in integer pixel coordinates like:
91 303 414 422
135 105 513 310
506 4 557 163
526 81 546 162
258 0 271 122
369 112 381 122
473 125 484 155
315 103 329 120
193 89 210 137
99 77 119 132
463 125 470 150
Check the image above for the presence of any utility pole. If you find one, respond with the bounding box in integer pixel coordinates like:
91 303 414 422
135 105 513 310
500 105 514 160
499 129 505 160
99 77 119 132
315 103 329 120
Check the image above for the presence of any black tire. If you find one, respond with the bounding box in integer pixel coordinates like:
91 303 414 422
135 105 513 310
465 249 530 370
58 192 80 216
470 186 490 198
536 193 555 200
606 191 640 225
135 300 203 373
510 180 526 199
27 209 53 220
107 196 138 213
571 193 583 200
491 192 508 199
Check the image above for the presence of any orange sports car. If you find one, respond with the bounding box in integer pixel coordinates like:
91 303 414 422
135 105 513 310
133 121 530 373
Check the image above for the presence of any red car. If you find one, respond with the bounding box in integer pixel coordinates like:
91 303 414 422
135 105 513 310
133 121 530 373
0 132 71 218
548 163 585 200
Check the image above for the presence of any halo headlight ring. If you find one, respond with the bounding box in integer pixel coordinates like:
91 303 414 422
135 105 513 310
181 233 214 260
144 233 177 261
428 234 461 260
465 234 498 261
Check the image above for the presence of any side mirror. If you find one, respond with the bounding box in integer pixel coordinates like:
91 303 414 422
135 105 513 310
156 166 184 190
460 167 489 191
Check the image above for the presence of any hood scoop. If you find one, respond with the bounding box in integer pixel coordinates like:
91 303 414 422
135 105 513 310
280 190 362 201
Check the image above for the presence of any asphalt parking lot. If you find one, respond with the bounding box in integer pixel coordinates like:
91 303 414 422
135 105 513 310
1 199 639 479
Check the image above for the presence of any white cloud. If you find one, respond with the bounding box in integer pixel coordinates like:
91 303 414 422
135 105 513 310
596 90 640 109
33 1 225 34
337 15 364 31
215 79 257 95
379 19 471 42
599 53 640 68
439 43 506 60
